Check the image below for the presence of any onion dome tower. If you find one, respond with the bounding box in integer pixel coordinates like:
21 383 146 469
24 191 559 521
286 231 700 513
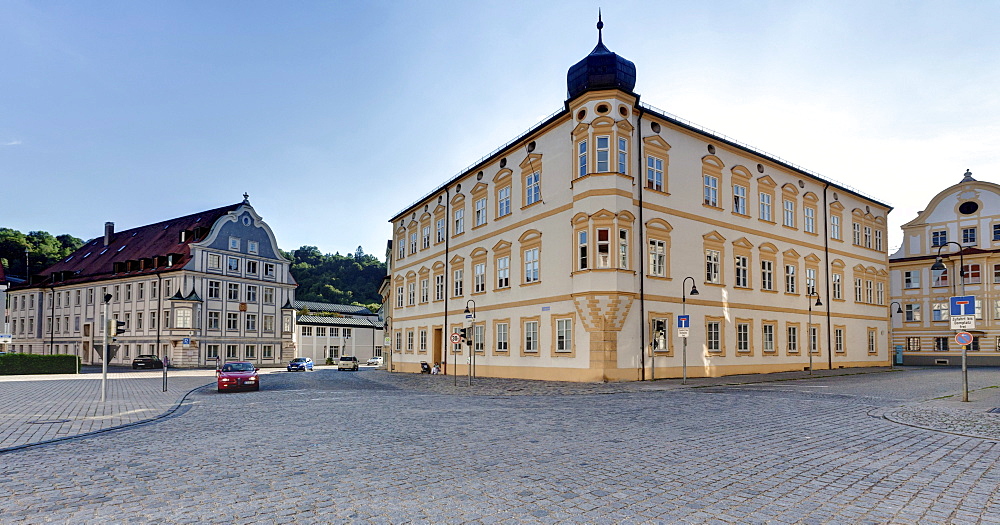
566 13 637 100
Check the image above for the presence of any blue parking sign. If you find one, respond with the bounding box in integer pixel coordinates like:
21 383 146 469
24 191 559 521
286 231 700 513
950 296 976 316
677 315 690 328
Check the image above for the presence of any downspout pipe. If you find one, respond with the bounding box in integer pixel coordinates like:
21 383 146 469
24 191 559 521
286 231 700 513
49 284 55 355
822 182 832 370
636 108 647 380
443 187 452 383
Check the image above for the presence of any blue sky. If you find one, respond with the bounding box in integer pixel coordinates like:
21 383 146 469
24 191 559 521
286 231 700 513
3 1 998 257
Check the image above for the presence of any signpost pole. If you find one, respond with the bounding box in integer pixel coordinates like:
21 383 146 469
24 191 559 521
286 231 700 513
962 343 968 402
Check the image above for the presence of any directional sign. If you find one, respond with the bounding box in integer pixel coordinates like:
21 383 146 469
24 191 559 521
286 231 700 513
955 331 973 347
450 332 462 344
678 328 690 338
950 296 976 316
677 315 690 329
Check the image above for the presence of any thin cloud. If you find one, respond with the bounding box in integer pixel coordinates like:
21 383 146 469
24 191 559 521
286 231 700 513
3 140 22 146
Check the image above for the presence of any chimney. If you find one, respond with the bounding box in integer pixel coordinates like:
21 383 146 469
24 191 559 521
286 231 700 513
104 222 114 246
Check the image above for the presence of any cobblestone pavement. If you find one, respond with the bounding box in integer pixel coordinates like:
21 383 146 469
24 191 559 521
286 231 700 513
0 366 999 523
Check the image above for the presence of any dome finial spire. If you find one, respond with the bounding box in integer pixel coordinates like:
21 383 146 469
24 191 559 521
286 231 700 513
962 169 975 182
597 9 604 45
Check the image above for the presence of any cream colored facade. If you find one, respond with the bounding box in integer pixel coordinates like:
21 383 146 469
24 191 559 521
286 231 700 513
889 171 1000 365
386 26 891 382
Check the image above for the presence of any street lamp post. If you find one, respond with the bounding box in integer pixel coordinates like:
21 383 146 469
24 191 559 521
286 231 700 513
464 300 476 386
888 301 903 369
681 277 699 385
807 291 822 375
930 242 969 402
100 293 112 402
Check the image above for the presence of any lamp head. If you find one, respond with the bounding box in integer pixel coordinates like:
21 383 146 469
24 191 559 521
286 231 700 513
931 257 946 272
463 307 470 315
895 305 902 314
689 284 699 296
814 297 823 307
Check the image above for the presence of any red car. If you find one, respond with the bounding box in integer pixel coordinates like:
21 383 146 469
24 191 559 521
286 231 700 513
217 361 260 392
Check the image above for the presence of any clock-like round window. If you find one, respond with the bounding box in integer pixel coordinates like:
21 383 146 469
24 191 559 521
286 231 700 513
959 201 979 215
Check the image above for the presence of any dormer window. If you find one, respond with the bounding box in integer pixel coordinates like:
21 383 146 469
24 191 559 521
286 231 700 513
117 245 126 252
229 237 241 251
248 240 259 254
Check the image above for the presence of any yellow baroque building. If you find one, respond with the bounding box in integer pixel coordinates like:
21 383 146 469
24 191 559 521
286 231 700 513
889 170 1000 365
386 21 891 382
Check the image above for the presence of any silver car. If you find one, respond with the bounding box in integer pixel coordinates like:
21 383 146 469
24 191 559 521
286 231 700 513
338 356 359 371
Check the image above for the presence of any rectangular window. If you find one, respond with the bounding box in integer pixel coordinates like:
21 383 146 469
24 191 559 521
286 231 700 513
904 271 920 289
453 269 464 297
246 285 257 302
649 239 666 277
396 286 404 308
263 315 274 332
806 268 816 295
994 264 1000 284
932 267 949 287
736 323 749 353
619 229 628 269
617 137 628 173
245 345 256 359
226 345 238 359
853 223 862 245
705 249 720 284
761 260 773 291
556 318 573 352
759 193 772 221
934 337 949 351
263 287 274 304
420 330 428 352
787 325 798 353
420 278 429 303
804 207 816 233
932 230 947 247
524 248 539 283
406 331 414 352
831 215 841 240
227 257 240 272
783 200 795 227
474 263 486 293
964 264 981 284
435 274 445 300
762 323 775 354
436 218 446 242
646 156 663 191
174 309 190 329
596 228 611 268
475 197 487 227
906 337 920 352
707 321 721 353
208 311 220 329
963 227 977 245
496 256 509 288
454 208 465 234
864 226 872 248
877 282 884 305
596 136 610 172
855 278 863 302
207 344 219 359
578 230 588 270
875 230 883 251
422 225 430 249
473 325 484 353
868 328 877 354
125 284 132 301
316 327 326 337
525 172 541 206
227 313 239 331
734 255 748 288
263 345 273 359
407 282 416 305
994 224 1000 241
248 241 258 255
208 254 222 269
227 283 239 301
810 326 819 354
785 265 796 293
578 140 588 178
496 322 508 352
409 232 417 254
932 302 949 322
264 263 276 278
149 311 157 329
703 175 719 207
497 187 511 217
733 184 747 215
905 304 921 322
246 260 258 275
208 281 220 299
524 321 538 352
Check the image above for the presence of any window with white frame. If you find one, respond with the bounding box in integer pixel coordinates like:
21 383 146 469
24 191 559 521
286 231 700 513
853 223 862 245
596 228 611 268
783 200 795 227
475 198 487 227
963 227 977 245
525 172 541 206
646 156 663 191
707 321 721 352
435 274 445 300
649 239 666 277
436 218 445 242
805 268 816 295
245 314 257 331
905 304 921 322
932 302 949 321
227 283 239 301
229 237 240 251
227 313 239 331
524 321 538 352
496 322 508 352
208 253 222 269
263 315 274 332
932 267 948 287
596 136 610 172
810 326 819 354
736 322 749 353
804 207 816 233
420 278 429 303
208 281 220 299
855 278 863 302
524 248 539 283
733 184 747 215
396 286 403 308
704 175 719 207
762 323 775 353
619 229 628 269
409 232 417 254
246 285 257 302
497 256 509 288
208 311 220 329
246 260 258 275
407 282 416 305
875 229 883 251
964 264 981 284
422 225 430 249
578 231 589 270
473 325 484 353
420 330 428 352
226 344 238 359
932 230 947 247
454 208 465 234
497 187 511 217
877 282 884 305
264 287 274 304
994 224 1000 241
556 318 573 352
474 263 486 293
705 249 720 284
248 240 258 254
453 269 464 297
761 260 773 291
207 344 219 359
578 140 588 178
734 255 748 288
617 137 628 173
830 215 841 240
787 325 798 353
785 265 796 293
759 193 772 221
904 270 920 289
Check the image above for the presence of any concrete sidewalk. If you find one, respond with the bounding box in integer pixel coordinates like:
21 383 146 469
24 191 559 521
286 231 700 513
0 367 216 452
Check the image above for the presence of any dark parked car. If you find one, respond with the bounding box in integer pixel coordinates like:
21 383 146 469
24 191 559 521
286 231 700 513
132 355 163 369
217 361 260 392
338 356 359 371
287 357 314 372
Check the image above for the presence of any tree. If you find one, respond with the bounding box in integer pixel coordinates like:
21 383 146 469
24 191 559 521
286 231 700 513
286 245 386 306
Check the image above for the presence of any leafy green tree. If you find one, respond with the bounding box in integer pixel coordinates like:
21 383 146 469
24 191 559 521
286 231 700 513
285 245 386 306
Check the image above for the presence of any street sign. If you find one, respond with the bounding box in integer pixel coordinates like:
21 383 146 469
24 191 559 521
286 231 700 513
0 334 11 344
449 333 462 344
950 295 976 316
678 328 690 338
950 315 976 331
955 332 973 347
677 315 690 328
384 336 391 346
182 337 191 348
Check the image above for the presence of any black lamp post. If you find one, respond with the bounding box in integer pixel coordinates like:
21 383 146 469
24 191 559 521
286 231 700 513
681 276 699 385
807 291 822 374
888 301 903 368
930 242 969 402
464 300 476 386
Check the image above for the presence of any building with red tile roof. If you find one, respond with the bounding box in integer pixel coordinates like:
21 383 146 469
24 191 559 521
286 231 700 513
7 196 298 367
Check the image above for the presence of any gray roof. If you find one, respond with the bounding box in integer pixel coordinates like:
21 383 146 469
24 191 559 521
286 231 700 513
296 315 382 329
291 300 375 317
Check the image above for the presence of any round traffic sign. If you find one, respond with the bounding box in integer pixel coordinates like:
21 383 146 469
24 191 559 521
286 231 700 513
955 331 973 346
450 333 462 344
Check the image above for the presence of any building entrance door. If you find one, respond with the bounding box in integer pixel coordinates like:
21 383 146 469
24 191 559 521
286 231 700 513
433 328 443 374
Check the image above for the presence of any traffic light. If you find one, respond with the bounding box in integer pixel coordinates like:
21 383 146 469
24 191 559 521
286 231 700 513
115 321 127 336
107 319 127 342
460 327 473 346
